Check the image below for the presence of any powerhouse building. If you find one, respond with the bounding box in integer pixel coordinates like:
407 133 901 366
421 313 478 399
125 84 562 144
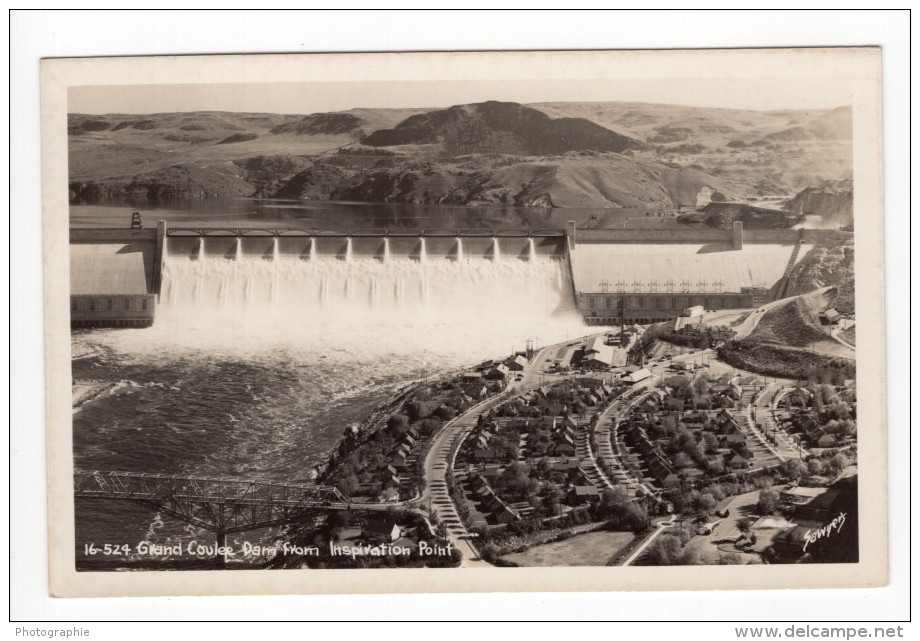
568 222 810 325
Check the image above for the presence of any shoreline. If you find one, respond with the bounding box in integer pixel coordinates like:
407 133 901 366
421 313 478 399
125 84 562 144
72 380 117 412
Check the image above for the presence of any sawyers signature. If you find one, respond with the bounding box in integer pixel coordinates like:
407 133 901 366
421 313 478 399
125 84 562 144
802 511 847 553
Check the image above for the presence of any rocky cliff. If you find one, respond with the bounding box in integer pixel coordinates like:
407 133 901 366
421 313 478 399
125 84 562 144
785 180 854 229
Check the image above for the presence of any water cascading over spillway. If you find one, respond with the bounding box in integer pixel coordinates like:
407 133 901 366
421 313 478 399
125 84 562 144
419 237 427 263
383 237 391 264
528 238 537 262
492 237 501 262
157 242 584 358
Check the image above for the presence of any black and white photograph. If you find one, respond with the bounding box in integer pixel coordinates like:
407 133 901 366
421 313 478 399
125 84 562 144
37 45 889 598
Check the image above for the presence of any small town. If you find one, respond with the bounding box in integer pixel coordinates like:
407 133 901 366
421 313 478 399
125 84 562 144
315 305 857 568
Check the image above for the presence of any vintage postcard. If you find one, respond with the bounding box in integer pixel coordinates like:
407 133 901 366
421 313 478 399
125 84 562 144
42 48 887 597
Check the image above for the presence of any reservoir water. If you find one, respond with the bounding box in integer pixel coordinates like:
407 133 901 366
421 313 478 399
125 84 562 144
71 201 590 569
70 199 673 231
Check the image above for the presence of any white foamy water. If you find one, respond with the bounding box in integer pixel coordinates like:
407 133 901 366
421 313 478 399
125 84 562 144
72 254 587 567
93 255 586 367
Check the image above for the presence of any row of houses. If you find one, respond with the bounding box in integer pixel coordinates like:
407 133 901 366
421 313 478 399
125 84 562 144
389 425 421 472
622 423 676 485
548 416 578 458
792 414 840 448
621 404 756 487
468 475 520 525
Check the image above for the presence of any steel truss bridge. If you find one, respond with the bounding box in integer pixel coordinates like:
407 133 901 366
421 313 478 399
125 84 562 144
74 470 350 554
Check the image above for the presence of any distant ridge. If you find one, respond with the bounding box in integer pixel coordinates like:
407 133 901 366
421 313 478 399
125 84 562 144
362 101 647 155
67 101 853 209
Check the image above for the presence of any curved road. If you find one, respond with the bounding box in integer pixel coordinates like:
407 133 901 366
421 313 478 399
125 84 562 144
416 394 509 567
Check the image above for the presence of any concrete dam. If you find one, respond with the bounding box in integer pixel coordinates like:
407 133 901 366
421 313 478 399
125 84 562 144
69 220 845 329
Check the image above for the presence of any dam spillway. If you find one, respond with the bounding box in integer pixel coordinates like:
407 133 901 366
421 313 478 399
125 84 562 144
163 229 568 263
159 248 574 318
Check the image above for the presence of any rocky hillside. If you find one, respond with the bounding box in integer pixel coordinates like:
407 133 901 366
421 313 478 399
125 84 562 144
696 201 798 229
68 101 853 209
785 233 855 296
784 180 854 229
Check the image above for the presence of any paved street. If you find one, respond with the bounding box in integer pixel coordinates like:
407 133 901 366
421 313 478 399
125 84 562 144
418 394 507 567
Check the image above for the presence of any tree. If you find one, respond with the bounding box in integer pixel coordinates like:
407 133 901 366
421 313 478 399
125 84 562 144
435 405 455 421
696 492 717 515
735 516 753 535
624 503 651 533
692 376 711 397
419 418 441 436
673 452 694 469
702 484 725 502
325 511 349 537
782 458 808 481
406 401 427 422
387 413 410 435
642 534 683 566
829 453 850 475
706 457 725 475
807 458 825 475
336 473 360 498
701 432 719 454
757 488 780 515
677 546 702 565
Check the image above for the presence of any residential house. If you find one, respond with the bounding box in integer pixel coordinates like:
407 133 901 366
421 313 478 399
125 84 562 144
795 489 842 522
507 354 529 371
566 484 601 506
363 519 401 543
799 416 826 443
820 308 842 324
779 485 827 506
487 364 511 380
552 436 576 457
728 454 750 469
491 504 519 524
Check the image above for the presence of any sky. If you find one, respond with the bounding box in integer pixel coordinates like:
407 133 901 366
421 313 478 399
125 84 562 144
69 76 854 116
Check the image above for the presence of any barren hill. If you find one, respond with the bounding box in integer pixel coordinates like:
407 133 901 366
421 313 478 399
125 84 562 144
67 101 853 209
362 101 647 156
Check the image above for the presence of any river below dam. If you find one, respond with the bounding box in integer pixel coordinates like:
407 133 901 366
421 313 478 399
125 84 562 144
71 229 589 569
